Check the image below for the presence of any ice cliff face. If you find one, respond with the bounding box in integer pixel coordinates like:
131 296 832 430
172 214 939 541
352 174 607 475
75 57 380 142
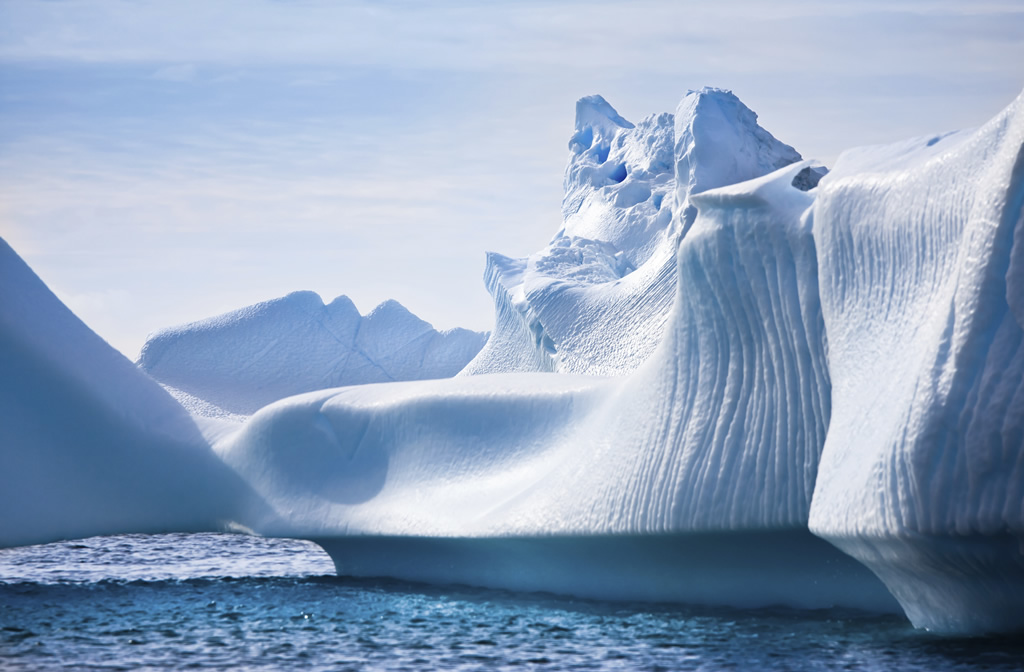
808 92 1024 633
2 87 1023 636
463 88 804 376
139 292 487 416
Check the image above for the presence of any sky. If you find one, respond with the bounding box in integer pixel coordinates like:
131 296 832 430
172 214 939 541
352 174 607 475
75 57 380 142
1 0 1022 358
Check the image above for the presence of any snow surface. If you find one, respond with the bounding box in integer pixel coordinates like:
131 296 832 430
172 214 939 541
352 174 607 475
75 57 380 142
139 292 487 415
463 88 803 377
2 86 1023 635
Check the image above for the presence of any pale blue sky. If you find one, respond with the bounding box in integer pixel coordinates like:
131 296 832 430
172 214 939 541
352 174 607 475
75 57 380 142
2 0 1022 357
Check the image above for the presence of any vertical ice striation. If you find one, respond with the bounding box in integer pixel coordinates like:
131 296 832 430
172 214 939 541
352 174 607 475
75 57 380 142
479 162 831 534
617 162 830 531
465 89 803 377
809 91 1024 633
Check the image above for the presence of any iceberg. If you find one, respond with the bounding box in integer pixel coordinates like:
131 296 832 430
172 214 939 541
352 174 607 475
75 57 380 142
139 292 487 416
1 86 1022 635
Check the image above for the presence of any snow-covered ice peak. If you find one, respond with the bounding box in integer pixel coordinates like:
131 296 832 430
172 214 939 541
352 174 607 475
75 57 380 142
674 87 803 232
562 98 675 264
569 94 634 154
467 88 804 378
139 291 487 416
465 95 681 377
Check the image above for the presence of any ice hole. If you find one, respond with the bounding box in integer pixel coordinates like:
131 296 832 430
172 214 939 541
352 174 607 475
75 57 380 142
569 127 594 153
791 166 827 191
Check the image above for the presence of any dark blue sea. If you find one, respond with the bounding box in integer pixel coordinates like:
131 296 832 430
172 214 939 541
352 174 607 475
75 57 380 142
1 534 1022 671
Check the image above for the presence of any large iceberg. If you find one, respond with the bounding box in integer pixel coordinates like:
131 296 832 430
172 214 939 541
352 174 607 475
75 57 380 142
139 292 487 416
1 86 1022 635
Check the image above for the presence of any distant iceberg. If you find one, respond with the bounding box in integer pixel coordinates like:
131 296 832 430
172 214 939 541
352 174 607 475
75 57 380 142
1 86 1022 636
139 292 487 416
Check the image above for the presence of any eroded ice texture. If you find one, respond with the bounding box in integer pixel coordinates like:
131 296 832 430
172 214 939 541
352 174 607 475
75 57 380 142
463 88 803 377
139 292 487 415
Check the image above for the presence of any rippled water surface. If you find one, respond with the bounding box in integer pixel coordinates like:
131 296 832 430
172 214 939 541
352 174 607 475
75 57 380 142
1 534 1022 671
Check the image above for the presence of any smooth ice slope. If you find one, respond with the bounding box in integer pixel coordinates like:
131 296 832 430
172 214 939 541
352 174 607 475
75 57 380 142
464 89 804 376
809 91 1024 633
0 238 260 548
139 293 487 415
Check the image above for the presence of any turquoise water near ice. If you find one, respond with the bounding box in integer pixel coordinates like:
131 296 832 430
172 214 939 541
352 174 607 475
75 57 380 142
2 534 1022 671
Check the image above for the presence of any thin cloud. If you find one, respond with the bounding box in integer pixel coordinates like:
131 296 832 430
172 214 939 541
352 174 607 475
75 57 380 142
2 0 1021 356
3 1 1021 77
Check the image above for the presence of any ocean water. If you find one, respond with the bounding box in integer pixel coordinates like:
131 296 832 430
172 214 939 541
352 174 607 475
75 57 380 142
1 534 1022 671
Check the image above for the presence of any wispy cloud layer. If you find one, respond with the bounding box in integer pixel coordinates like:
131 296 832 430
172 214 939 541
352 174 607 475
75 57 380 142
4 1 1023 77
1 1 1022 355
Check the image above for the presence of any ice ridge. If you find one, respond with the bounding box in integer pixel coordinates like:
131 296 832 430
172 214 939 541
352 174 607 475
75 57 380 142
0 238 260 547
464 88 802 377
